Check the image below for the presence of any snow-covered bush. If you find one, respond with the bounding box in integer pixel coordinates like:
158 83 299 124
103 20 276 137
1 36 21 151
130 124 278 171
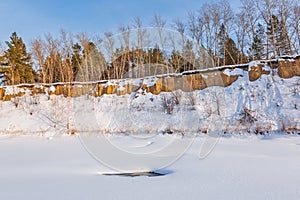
186 92 197 110
161 93 175 114
171 90 182 105
11 97 20 108
238 107 257 125
254 124 271 135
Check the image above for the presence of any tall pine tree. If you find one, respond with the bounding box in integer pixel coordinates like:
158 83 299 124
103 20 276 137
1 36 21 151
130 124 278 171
71 43 83 78
276 18 291 56
4 32 35 85
218 24 227 66
250 23 265 60
224 38 239 65
218 23 239 65
266 14 292 58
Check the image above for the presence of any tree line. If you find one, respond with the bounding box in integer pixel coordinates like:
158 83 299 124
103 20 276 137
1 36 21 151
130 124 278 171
0 0 299 85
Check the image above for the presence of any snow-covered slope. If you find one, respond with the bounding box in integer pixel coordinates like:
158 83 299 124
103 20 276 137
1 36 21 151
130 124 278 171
0 67 299 136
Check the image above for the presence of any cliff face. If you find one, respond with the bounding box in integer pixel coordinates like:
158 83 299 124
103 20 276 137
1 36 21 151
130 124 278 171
278 58 300 78
0 56 299 101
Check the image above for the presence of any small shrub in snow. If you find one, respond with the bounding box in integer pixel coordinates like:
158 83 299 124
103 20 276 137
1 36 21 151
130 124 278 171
198 125 209 134
284 123 300 135
254 124 271 135
11 97 20 108
205 101 212 117
171 91 182 105
186 92 197 110
200 127 208 134
161 93 174 114
238 107 257 125
281 118 300 134
68 129 78 135
291 87 299 96
27 95 40 105
286 126 300 134
165 128 174 134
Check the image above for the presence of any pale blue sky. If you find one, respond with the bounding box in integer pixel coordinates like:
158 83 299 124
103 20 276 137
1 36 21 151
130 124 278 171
0 0 241 44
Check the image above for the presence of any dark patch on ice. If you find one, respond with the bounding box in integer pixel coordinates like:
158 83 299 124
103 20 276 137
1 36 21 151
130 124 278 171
102 169 173 177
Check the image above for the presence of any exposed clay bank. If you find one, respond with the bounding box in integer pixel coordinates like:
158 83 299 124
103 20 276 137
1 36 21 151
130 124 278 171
0 56 299 101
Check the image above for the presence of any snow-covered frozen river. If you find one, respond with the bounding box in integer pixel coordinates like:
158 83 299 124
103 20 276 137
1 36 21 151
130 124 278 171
0 134 300 200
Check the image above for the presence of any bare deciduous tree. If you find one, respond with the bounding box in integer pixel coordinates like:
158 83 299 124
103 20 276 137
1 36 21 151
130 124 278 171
241 0 259 60
235 11 249 63
290 1 300 53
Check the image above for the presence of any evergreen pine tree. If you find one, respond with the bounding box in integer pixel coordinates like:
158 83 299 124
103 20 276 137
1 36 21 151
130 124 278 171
266 14 291 58
277 19 290 56
71 43 82 78
250 23 265 60
218 23 227 66
80 41 106 81
266 15 278 58
218 24 239 65
182 40 195 71
151 45 164 64
4 32 35 85
224 38 239 65
171 50 185 72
